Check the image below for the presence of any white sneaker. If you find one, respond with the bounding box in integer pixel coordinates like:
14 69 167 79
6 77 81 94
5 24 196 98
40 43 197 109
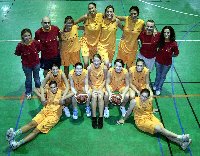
63 107 70 117
153 86 156 91
104 108 110 118
85 106 91 117
9 140 20 150
6 128 15 142
26 94 32 100
156 90 161 96
120 106 126 117
73 109 78 120
179 134 190 142
181 139 192 150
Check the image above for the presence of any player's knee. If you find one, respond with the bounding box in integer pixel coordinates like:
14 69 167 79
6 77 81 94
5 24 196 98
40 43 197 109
98 93 103 99
154 125 162 133
92 93 98 99
32 128 40 134
104 92 109 99
28 121 37 128
125 93 129 100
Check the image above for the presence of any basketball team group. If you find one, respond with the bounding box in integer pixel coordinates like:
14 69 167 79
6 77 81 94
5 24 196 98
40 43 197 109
6 2 191 151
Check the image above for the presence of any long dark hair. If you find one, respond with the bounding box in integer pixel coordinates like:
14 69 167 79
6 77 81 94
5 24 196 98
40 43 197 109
157 26 176 49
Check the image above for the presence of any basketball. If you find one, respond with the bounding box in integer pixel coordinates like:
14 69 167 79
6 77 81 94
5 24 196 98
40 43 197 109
75 94 88 104
110 94 122 105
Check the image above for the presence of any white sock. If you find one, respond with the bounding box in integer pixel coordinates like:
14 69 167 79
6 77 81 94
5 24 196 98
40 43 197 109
105 107 108 110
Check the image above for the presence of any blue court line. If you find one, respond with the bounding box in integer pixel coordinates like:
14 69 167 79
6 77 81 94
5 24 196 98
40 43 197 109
7 95 25 156
157 134 164 156
171 60 193 155
169 22 200 156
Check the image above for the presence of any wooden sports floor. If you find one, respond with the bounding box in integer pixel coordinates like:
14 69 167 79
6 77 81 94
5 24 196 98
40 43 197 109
0 0 199 155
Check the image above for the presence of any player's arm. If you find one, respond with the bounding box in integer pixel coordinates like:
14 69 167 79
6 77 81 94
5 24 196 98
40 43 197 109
98 65 108 90
121 72 130 99
106 71 112 99
74 14 87 24
40 73 50 102
58 31 63 52
87 65 94 89
117 99 136 124
116 18 124 31
145 70 153 96
78 25 85 30
84 72 89 94
129 71 140 95
116 15 126 21
68 73 77 95
61 72 70 98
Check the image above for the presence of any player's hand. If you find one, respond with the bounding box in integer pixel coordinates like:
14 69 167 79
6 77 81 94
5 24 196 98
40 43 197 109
92 90 98 95
120 93 124 103
153 108 159 113
41 100 47 106
109 93 113 102
41 97 46 105
117 119 125 125
60 97 66 105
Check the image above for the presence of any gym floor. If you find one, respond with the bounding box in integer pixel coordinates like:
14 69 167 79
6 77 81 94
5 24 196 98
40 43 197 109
0 0 199 156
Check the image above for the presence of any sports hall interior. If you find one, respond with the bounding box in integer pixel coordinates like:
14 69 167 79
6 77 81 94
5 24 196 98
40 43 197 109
0 0 199 155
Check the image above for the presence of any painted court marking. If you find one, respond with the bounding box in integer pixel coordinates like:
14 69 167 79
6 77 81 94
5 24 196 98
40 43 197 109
139 0 200 18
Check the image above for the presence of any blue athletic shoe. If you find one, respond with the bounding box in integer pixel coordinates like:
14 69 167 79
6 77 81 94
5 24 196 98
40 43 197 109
85 106 91 117
73 109 78 120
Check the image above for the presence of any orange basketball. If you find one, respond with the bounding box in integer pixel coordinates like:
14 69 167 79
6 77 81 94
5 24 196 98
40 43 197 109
111 94 122 105
75 94 88 104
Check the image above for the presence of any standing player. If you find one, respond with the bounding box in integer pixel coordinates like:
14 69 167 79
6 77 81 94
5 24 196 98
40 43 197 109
35 16 61 77
88 54 107 128
75 2 103 69
117 6 144 68
97 5 123 67
105 59 129 118
59 16 81 77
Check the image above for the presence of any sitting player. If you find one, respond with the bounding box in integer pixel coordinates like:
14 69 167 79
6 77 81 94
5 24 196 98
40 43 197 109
88 54 107 129
105 59 129 118
34 64 72 117
6 81 68 150
69 62 91 119
117 88 191 150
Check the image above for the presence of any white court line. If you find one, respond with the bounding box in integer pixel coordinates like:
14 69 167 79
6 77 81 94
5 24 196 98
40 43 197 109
139 0 200 18
0 40 20 42
0 39 200 42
